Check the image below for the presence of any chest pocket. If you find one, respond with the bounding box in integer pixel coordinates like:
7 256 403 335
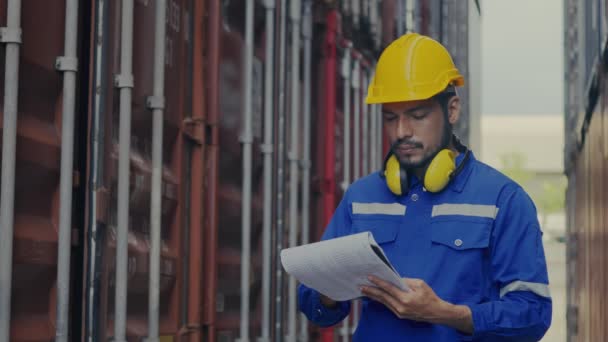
352 218 400 244
429 217 492 301
430 217 491 250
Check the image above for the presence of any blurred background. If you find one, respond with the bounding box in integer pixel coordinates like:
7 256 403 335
480 1 565 341
0 0 601 341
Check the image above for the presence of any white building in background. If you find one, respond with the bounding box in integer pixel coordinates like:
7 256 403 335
480 114 566 238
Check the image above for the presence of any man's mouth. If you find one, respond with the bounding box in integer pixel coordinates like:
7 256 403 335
396 144 420 153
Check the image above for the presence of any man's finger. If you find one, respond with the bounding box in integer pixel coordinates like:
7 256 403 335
368 275 408 298
360 285 405 316
404 278 425 290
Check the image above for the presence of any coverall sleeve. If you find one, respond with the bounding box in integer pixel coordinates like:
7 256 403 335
466 186 552 341
298 192 352 327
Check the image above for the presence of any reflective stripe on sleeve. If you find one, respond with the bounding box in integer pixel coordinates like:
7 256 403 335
500 280 551 298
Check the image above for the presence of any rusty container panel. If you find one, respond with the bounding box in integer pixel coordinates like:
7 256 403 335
89 0 198 339
566 61 608 341
0 1 84 340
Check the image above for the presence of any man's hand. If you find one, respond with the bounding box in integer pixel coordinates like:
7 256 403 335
360 276 473 334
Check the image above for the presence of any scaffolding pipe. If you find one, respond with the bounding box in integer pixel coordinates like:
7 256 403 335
55 0 79 340
239 0 255 340
147 0 167 340
340 44 352 342
114 0 135 340
287 0 302 340
275 0 288 338
299 1 313 340
260 0 276 341
352 59 360 181
0 0 22 339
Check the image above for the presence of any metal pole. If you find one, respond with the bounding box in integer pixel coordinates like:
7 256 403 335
146 0 167 340
275 0 288 338
55 0 79 340
397 0 405 36
369 101 376 173
340 45 352 342
287 0 301 340
203 1 221 340
260 0 276 341
362 72 369 177
352 0 360 27
352 59 360 181
0 0 22 339
239 0 255 340
377 105 383 169
114 0 135 340
299 1 312 340
86 1 107 339
340 45 352 193
374 104 378 170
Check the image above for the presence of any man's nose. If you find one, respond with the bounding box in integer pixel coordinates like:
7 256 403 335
396 115 413 140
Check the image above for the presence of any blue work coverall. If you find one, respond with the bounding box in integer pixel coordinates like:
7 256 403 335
299 152 552 341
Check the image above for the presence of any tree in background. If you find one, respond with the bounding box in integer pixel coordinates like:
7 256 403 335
536 179 567 230
498 151 566 233
498 152 533 186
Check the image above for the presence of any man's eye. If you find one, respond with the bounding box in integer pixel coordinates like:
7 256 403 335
383 115 397 122
412 112 429 120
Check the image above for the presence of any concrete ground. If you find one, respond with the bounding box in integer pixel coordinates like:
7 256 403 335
541 239 566 342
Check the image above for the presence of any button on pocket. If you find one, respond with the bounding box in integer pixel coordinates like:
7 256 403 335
430 218 491 250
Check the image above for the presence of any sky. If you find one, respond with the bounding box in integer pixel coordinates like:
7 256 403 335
481 0 563 115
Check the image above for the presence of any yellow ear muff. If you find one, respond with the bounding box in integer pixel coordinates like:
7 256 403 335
384 154 404 195
424 149 456 192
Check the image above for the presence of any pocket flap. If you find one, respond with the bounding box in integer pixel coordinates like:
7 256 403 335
430 219 491 250
352 220 399 244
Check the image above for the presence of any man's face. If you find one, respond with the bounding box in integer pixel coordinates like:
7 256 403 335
381 97 459 169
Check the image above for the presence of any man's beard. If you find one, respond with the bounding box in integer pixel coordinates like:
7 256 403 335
395 120 453 169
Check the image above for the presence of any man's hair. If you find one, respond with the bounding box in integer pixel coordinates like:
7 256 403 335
434 86 458 125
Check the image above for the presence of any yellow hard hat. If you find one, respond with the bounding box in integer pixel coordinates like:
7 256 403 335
366 33 464 104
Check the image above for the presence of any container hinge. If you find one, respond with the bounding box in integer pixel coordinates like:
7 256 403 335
114 74 134 89
0 27 21 44
299 159 311 170
260 143 273 154
262 0 275 9
239 132 253 144
55 56 78 72
146 95 165 110
178 323 202 336
287 151 298 162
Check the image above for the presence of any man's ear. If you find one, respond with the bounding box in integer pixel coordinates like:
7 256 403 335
447 96 461 125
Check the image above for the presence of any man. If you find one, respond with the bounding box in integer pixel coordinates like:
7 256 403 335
298 33 552 341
